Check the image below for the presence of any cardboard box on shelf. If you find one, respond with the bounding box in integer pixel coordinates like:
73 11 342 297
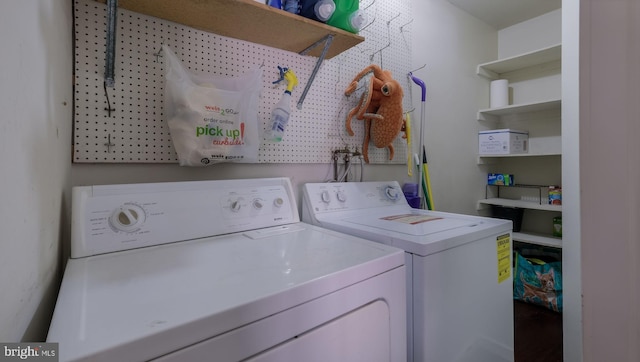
479 129 528 155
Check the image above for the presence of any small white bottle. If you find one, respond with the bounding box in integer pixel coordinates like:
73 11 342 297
265 67 297 143
266 91 292 142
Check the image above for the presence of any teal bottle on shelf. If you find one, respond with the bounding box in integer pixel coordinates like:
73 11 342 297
326 0 366 33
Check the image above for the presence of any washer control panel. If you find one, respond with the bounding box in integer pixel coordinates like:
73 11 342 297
303 181 406 213
72 178 298 258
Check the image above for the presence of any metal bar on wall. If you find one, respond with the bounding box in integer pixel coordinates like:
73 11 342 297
104 0 118 87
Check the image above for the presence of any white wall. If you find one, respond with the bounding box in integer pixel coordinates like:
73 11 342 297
498 9 562 58
498 9 562 107
410 0 497 214
0 0 72 341
579 0 640 360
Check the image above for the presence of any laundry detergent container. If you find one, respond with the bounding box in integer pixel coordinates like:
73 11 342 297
326 0 366 33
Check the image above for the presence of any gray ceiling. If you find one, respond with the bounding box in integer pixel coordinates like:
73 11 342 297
446 0 562 29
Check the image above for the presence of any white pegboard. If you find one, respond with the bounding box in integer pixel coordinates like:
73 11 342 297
73 0 413 164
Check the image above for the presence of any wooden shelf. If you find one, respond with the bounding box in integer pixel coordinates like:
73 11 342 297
513 232 562 248
477 44 561 79
102 0 364 59
478 198 562 212
477 99 561 121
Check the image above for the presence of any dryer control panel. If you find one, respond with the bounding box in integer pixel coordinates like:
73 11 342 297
71 178 299 258
302 181 407 214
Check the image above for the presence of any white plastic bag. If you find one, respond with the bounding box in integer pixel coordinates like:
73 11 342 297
163 45 262 166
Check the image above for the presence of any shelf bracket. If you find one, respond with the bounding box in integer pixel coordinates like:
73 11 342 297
104 0 118 88
296 34 334 110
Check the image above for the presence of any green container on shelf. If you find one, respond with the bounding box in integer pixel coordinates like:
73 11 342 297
553 216 562 237
326 0 366 33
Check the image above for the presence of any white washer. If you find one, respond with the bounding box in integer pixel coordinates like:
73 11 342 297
47 178 406 362
302 181 514 362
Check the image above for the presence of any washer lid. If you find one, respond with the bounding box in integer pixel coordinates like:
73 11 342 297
345 213 478 236
319 209 512 256
47 223 404 362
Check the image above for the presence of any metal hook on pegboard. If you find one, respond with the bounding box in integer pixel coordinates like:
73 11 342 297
399 18 413 53
406 64 427 103
369 13 401 67
152 42 164 62
399 18 413 32
363 0 376 10
409 64 427 74
104 133 115 153
360 16 376 32
103 81 115 117
359 0 378 33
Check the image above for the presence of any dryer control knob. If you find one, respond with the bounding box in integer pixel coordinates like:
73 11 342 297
274 197 284 207
336 191 347 202
110 204 146 233
252 198 264 209
321 190 331 203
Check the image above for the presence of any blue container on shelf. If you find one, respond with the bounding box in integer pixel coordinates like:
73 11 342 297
267 0 282 9
403 183 421 209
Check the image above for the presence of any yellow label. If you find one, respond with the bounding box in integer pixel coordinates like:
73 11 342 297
496 233 511 283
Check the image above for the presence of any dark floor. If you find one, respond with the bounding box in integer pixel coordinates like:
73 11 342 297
514 300 563 362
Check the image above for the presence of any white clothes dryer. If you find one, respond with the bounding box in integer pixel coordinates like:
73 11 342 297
47 178 406 362
302 181 514 362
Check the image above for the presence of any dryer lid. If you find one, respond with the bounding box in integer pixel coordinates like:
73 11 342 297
47 223 404 361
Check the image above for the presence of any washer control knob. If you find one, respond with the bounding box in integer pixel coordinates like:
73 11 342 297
385 186 400 201
252 198 264 209
336 191 347 202
230 199 242 212
274 197 284 207
110 204 145 232
321 190 331 204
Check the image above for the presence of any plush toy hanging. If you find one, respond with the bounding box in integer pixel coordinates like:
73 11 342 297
345 64 405 163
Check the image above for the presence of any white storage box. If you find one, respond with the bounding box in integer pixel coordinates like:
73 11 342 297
479 129 528 155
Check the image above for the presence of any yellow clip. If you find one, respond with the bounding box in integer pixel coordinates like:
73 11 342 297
405 112 412 176
284 69 298 93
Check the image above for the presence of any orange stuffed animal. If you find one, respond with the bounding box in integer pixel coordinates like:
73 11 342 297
345 64 404 163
